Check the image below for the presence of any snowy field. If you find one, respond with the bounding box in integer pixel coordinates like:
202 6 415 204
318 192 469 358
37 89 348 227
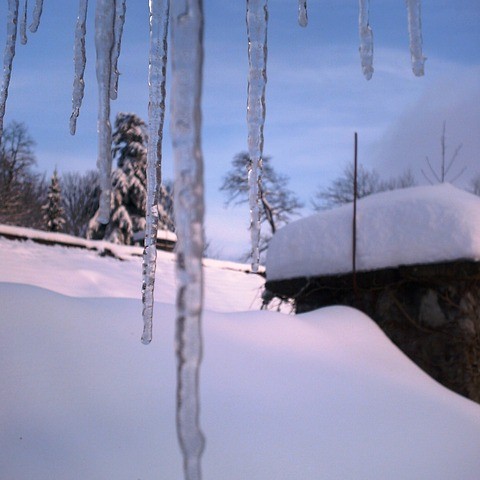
1 233 480 479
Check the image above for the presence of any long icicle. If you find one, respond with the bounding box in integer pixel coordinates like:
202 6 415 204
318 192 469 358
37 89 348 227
20 0 28 45
29 0 43 33
358 0 373 80
298 0 307 27
170 1 206 479
110 0 126 101
246 0 268 273
95 0 115 224
70 0 89 135
405 0 425 76
0 0 19 141
141 0 170 345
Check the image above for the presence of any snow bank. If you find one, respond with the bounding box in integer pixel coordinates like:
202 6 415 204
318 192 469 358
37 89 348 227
2 230 480 478
1 283 480 480
0 236 264 311
267 184 480 281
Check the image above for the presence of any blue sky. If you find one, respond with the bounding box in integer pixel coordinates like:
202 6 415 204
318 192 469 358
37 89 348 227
1 1 479 259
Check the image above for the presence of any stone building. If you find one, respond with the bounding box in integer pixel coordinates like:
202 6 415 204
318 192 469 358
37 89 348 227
265 184 480 403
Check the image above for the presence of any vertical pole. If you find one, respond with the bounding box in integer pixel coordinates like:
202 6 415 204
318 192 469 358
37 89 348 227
353 132 359 300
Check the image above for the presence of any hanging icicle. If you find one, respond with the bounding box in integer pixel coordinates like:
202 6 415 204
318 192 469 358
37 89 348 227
298 1 307 27
246 0 268 273
20 0 28 45
95 0 115 224
170 1 206 478
405 0 425 76
70 0 89 135
29 0 43 33
0 0 19 141
358 0 373 80
141 0 170 345
110 0 126 101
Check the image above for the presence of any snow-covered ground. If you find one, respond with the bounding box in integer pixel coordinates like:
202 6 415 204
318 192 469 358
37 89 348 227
267 184 480 280
0 232 264 311
1 232 480 479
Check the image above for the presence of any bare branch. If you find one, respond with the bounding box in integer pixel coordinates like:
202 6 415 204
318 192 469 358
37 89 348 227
220 151 303 255
420 168 434 185
424 156 441 183
445 143 463 176
449 165 467 184
422 121 464 184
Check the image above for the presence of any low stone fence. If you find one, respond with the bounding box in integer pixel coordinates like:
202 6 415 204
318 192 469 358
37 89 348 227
266 260 480 403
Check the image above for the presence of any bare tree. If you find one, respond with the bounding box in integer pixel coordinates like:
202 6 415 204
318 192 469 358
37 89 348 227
221 152 303 235
312 163 416 210
421 121 464 184
61 170 100 237
0 121 46 227
221 152 303 255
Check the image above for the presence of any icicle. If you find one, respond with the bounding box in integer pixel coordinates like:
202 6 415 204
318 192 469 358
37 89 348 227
29 0 43 33
95 0 115 224
170 1 205 478
0 0 19 141
246 0 268 273
141 0 170 345
298 1 307 27
405 0 425 76
70 0 89 136
358 0 373 80
109 0 126 101
20 0 28 45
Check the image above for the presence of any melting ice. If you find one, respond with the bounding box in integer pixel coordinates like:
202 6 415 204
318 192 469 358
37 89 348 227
141 0 170 345
246 0 268 273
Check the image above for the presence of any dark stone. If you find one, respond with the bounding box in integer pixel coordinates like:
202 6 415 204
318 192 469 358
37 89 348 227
266 260 480 403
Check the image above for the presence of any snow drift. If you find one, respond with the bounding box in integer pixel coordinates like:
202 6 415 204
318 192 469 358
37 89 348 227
1 235 480 479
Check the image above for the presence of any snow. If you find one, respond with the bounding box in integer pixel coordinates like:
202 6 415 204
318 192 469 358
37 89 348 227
267 184 480 281
0 230 264 312
1 275 480 479
1 232 480 478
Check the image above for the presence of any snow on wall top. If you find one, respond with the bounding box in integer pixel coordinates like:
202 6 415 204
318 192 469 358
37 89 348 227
266 184 480 281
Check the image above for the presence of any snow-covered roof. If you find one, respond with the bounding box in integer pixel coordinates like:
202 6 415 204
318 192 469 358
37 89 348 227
266 184 480 281
132 228 177 243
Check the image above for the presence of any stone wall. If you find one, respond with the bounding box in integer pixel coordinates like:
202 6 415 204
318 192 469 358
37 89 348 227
266 260 480 403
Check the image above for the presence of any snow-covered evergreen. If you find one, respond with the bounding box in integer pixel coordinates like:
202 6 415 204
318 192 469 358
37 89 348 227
42 168 65 233
87 112 174 244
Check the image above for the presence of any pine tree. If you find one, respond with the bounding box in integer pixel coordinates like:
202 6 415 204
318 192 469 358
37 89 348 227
87 112 174 244
42 168 65 232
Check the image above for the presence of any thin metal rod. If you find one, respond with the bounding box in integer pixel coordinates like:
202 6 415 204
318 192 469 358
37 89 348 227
352 132 359 299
